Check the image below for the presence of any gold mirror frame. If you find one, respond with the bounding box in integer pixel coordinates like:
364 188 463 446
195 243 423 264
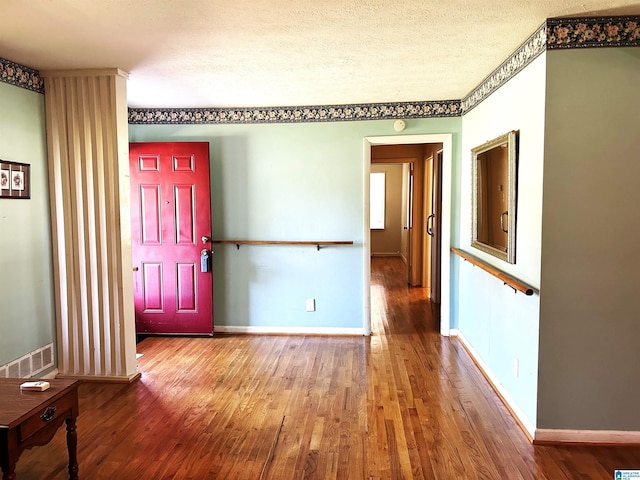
471 130 518 264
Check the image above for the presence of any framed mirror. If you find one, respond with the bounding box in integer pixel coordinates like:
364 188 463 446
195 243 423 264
471 130 518 263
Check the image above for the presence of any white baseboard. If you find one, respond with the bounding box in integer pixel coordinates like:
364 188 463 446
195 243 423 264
535 429 640 445
41 368 59 379
456 330 536 440
215 325 367 336
456 332 640 445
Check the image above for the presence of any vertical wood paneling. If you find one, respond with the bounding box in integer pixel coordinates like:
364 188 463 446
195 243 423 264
90 75 109 375
101 74 119 375
43 69 138 381
88 75 105 375
45 77 72 374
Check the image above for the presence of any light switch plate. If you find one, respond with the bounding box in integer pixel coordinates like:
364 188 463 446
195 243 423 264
306 299 315 312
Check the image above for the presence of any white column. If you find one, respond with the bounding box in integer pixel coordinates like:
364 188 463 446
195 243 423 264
43 69 138 382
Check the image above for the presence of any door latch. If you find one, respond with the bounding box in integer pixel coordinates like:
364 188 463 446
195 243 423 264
201 249 211 273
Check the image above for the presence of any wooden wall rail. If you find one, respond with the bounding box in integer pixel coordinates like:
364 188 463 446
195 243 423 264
451 247 538 296
212 240 354 251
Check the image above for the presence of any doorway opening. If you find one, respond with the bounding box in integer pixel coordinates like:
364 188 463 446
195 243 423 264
363 134 452 337
369 144 442 295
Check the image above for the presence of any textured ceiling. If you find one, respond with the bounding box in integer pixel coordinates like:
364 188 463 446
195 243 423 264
1 0 639 108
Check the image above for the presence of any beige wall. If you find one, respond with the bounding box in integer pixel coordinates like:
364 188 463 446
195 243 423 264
371 164 403 255
538 47 640 431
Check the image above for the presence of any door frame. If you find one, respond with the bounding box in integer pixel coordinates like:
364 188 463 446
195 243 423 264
427 148 444 303
363 134 453 336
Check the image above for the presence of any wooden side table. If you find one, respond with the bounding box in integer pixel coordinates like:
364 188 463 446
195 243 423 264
0 378 80 480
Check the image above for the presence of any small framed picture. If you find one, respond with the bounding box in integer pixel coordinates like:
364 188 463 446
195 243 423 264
0 160 30 199
0 169 9 190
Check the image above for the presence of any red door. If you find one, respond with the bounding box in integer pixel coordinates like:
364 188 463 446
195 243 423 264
129 142 213 335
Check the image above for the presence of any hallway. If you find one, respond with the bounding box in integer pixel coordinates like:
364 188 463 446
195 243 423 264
16 257 640 478
368 256 535 478
368 257 640 479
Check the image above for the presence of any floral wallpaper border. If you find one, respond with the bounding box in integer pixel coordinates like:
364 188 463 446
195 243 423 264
461 25 547 114
128 101 461 125
0 57 44 94
547 16 640 50
462 15 640 113
2 15 639 122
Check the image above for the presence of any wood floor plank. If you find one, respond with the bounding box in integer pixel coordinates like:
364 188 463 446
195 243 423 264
13 256 640 479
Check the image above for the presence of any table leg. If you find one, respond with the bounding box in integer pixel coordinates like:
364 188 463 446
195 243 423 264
66 417 78 480
1 463 16 480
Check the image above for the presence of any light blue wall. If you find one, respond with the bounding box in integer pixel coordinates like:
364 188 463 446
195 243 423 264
456 54 547 430
0 82 55 365
130 118 461 331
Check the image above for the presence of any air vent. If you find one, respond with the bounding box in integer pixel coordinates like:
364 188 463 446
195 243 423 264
32 350 43 372
7 362 20 377
19 356 31 377
41 344 54 368
1 343 55 378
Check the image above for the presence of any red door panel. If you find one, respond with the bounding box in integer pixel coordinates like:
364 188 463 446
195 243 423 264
142 262 164 311
140 184 162 245
130 142 213 335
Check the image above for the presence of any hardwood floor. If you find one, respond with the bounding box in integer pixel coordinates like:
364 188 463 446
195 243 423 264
17 257 640 479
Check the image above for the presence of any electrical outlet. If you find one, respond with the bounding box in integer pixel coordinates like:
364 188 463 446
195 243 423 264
306 298 315 312
513 357 519 378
